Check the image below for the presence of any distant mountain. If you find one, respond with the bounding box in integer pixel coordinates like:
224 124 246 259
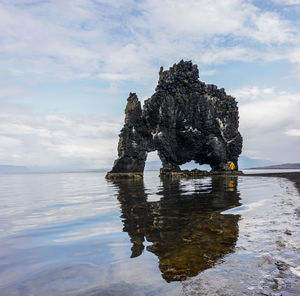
0 165 30 173
250 163 300 169
238 156 277 169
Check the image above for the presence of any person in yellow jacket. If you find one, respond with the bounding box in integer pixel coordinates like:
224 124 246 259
229 161 235 172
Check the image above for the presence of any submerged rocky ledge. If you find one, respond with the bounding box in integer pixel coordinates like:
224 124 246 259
105 172 143 180
106 169 244 179
159 169 244 178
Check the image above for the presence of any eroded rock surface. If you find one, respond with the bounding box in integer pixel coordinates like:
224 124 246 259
108 60 242 175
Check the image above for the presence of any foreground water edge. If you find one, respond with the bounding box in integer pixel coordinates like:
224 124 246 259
0 171 299 295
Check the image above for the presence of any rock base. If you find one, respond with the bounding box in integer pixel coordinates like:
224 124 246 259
159 169 244 178
105 170 244 180
105 172 143 180
159 169 210 178
211 170 244 176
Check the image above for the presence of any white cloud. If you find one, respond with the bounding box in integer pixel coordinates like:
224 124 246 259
0 111 122 168
98 73 135 81
285 129 300 136
0 135 21 148
239 90 300 129
0 0 299 83
231 86 275 100
141 0 250 38
238 88 300 161
242 11 295 44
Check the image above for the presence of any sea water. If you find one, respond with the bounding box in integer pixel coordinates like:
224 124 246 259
0 171 299 295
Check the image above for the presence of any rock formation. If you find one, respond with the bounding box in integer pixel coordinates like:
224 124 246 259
107 60 242 177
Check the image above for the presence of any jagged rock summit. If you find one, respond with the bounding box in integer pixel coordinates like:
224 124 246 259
107 60 242 178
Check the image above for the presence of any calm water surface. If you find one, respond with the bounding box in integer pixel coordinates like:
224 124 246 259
0 171 299 295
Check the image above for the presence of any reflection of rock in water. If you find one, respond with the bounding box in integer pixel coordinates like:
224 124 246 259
111 176 240 282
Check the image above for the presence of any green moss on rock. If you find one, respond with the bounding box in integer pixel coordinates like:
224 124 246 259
105 172 143 180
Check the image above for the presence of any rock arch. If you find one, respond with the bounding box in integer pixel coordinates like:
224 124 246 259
107 61 242 177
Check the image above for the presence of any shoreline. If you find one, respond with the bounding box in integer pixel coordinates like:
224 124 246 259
243 171 300 192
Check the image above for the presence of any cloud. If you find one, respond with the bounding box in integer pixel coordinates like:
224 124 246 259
0 0 299 83
239 90 300 129
98 73 136 82
141 0 250 38
0 135 21 148
231 86 275 100
238 88 300 161
285 129 300 136
241 11 295 44
0 110 122 168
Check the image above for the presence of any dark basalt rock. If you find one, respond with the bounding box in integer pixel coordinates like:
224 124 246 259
107 60 242 177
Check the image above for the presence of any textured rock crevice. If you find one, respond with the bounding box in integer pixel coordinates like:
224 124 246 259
108 60 242 176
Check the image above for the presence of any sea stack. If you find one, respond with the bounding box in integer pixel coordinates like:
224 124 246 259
106 60 242 179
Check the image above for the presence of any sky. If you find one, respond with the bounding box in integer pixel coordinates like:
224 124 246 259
0 0 300 170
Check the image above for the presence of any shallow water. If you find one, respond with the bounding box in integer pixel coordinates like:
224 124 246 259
243 168 300 174
0 171 299 295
